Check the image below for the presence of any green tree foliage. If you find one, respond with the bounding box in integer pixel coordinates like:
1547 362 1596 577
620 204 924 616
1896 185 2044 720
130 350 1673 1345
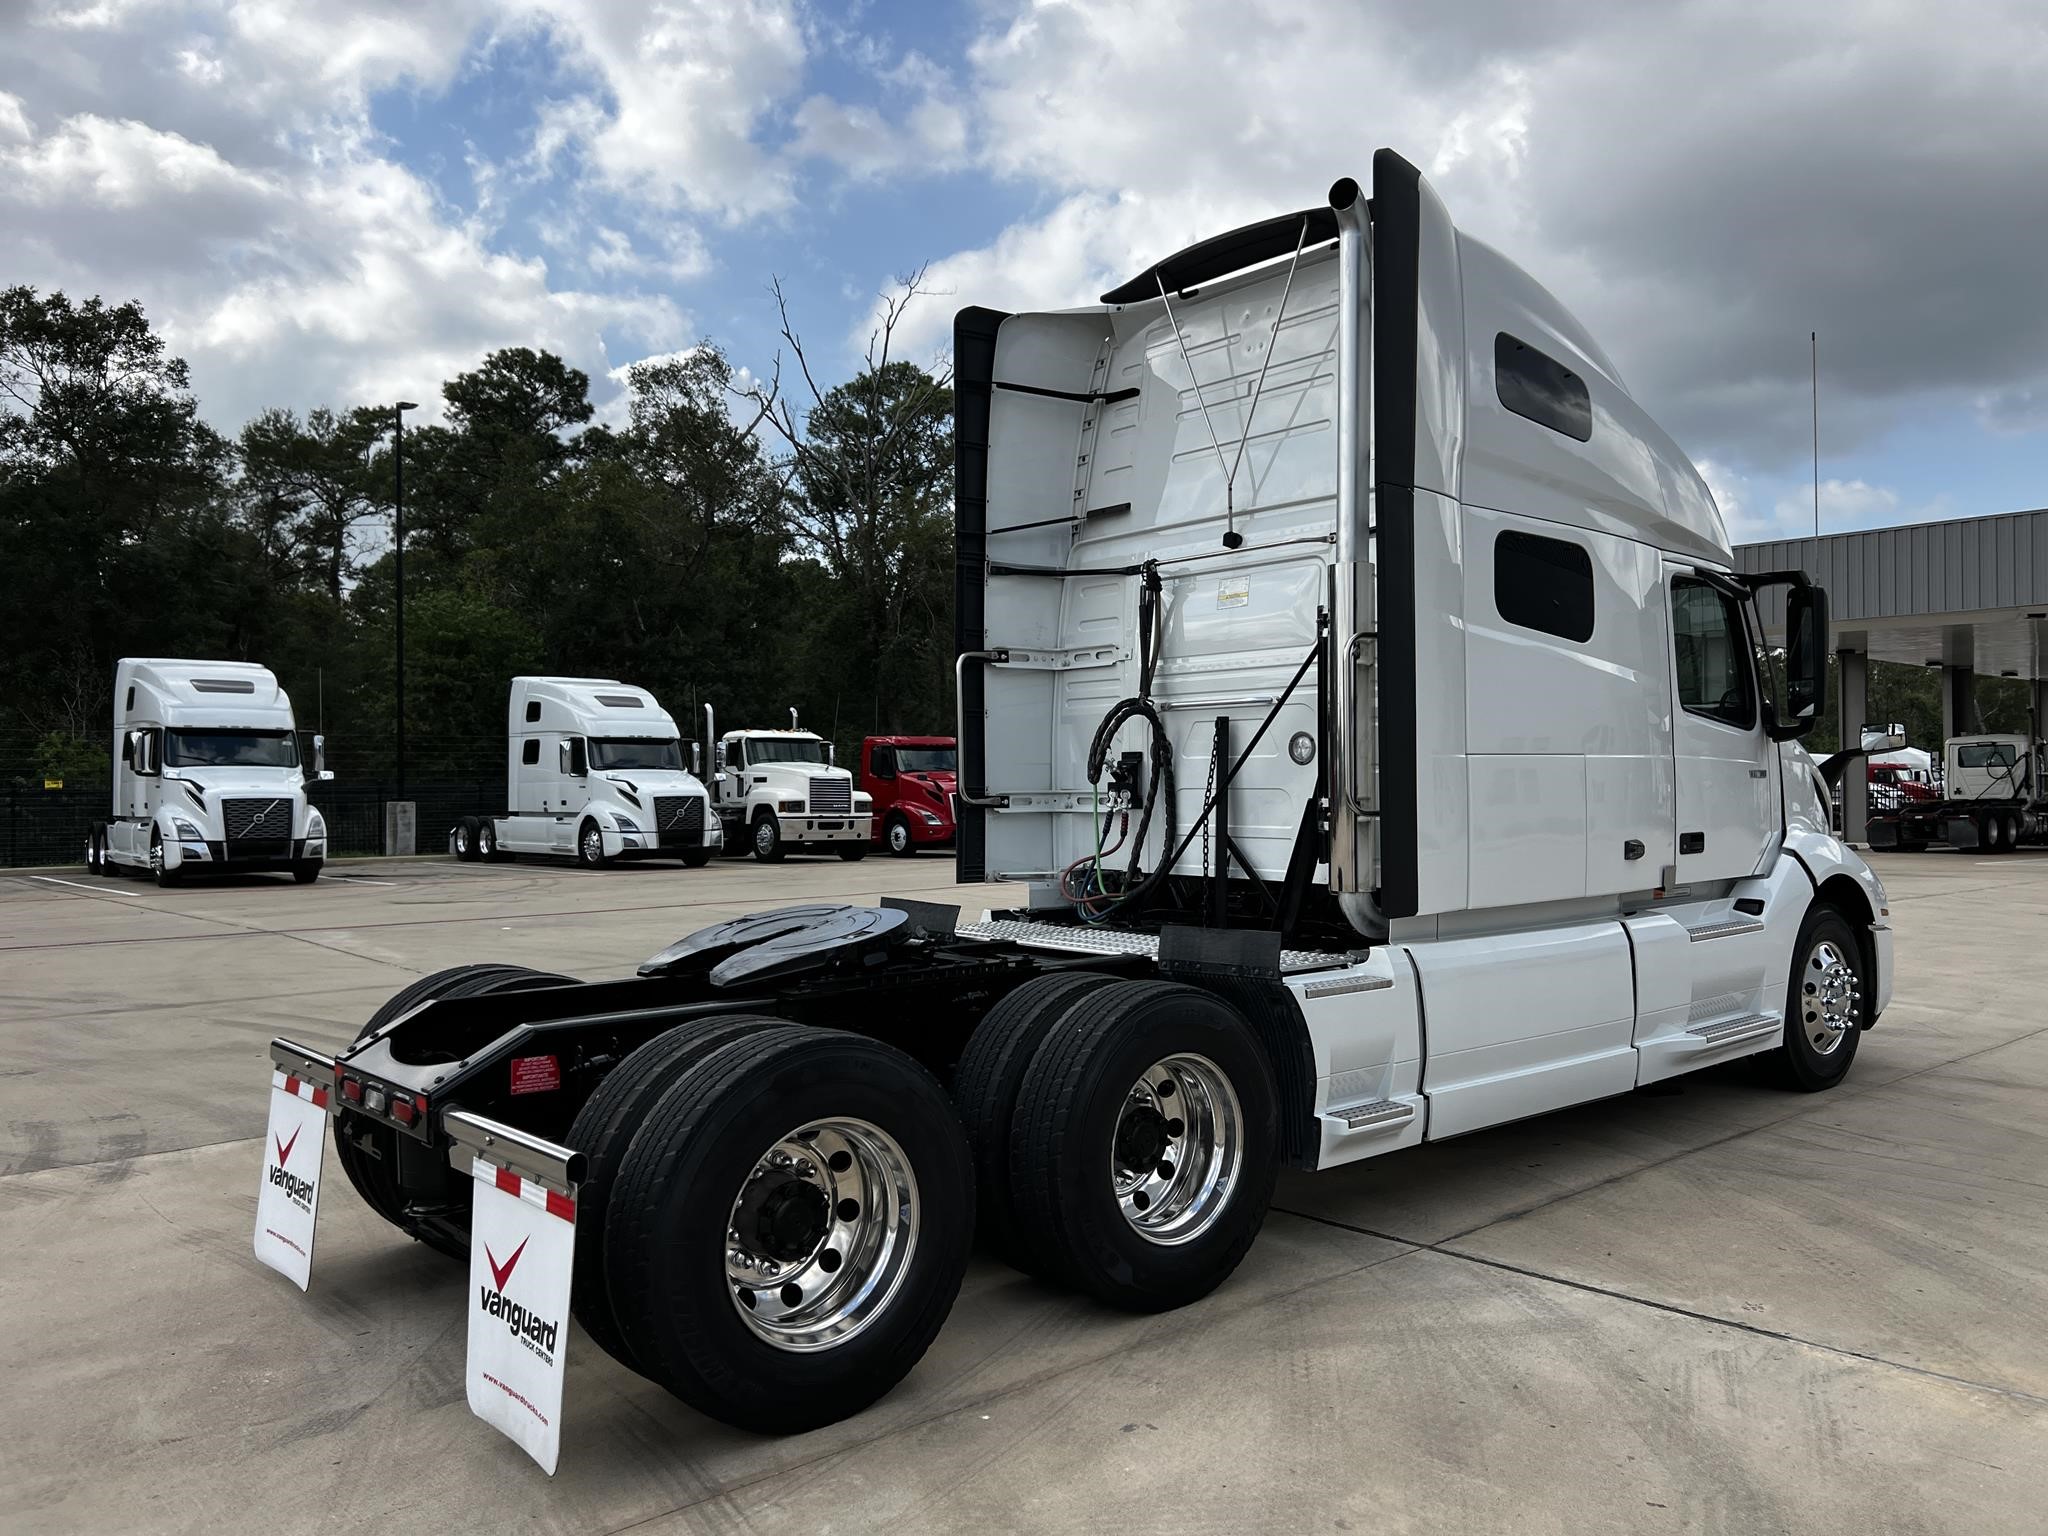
0 285 960 788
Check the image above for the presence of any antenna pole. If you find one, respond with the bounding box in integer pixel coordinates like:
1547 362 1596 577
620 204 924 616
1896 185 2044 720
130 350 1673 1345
1811 331 1820 538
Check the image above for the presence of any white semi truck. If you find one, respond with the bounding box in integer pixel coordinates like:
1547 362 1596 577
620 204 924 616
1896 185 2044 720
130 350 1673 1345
700 705 873 861
449 677 720 867
90 658 330 886
1866 732 2046 851
256 151 1891 1464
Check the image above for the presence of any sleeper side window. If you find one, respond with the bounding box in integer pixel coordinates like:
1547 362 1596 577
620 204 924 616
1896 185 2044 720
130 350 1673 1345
522 739 540 766
525 700 541 723
1496 333 1592 441
1672 578 1756 729
1495 530 1594 643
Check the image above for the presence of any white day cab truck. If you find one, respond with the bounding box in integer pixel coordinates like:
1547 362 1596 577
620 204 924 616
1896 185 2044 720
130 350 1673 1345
702 706 873 861
254 150 1892 1473
449 677 721 868
90 658 331 887
1866 733 2047 852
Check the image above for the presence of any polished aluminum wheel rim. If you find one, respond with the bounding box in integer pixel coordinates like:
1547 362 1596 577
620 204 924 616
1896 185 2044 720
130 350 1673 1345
581 825 602 862
149 840 163 876
455 825 471 855
1800 938 1860 1055
888 821 910 853
1110 1053 1243 1245
724 1117 918 1352
754 820 775 855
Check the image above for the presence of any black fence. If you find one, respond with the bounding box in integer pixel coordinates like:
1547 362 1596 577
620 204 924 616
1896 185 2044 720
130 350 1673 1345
1 780 500 868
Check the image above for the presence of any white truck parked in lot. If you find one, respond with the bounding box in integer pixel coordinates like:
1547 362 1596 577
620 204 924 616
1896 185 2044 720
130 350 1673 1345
701 705 872 861
91 658 330 886
257 150 1892 1467
1867 732 2046 851
450 677 720 867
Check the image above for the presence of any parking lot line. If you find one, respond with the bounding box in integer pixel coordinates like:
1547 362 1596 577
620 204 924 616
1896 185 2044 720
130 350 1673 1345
27 875 108 893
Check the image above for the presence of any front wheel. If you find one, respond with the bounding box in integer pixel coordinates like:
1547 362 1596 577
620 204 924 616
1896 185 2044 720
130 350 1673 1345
1007 980 1279 1311
291 861 321 884
604 1028 974 1433
1772 906 1866 1091
681 848 713 868
577 818 610 869
150 833 182 888
836 843 867 862
884 816 915 857
751 812 785 862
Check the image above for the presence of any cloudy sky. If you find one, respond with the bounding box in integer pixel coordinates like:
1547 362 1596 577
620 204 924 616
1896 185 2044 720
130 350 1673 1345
3 0 2043 541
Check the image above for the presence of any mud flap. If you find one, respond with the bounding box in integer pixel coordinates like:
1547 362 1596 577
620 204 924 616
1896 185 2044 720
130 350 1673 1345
447 1111 583 1476
254 1049 333 1290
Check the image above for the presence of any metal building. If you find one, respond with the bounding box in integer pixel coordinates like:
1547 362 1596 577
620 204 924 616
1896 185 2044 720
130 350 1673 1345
1738 509 2048 841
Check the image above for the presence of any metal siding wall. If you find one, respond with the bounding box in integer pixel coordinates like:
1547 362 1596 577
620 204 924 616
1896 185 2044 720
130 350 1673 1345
1737 510 2048 620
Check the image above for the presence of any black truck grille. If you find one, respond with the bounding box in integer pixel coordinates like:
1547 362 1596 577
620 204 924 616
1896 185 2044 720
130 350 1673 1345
808 776 851 814
655 795 707 847
223 797 292 857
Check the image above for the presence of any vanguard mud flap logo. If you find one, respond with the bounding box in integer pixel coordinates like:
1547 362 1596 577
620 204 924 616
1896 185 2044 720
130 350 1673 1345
466 1157 577 1474
268 1125 316 1211
254 1071 326 1291
478 1238 561 1362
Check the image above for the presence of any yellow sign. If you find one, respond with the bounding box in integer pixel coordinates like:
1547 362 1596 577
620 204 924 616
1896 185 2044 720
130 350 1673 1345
44 778 62 790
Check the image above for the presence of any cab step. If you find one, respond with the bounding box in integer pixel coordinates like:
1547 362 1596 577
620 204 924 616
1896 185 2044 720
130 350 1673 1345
1686 1012 1781 1046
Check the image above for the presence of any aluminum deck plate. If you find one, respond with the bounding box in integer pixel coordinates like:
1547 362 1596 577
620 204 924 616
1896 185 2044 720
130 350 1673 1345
954 919 1348 974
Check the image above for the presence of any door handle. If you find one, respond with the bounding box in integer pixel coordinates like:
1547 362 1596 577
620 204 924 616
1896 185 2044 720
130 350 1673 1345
1623 839 1646 861
1679 831 1705 854
1749 768 1769 779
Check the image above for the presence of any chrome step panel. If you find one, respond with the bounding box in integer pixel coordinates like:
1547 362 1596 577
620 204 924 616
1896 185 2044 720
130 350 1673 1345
954 919 1345 973
1686 916 1766 942
1328 1099 1415 1132
1686 1012 1781 1045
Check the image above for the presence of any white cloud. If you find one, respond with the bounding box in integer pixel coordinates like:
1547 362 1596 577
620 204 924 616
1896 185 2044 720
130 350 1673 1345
0 91 32 143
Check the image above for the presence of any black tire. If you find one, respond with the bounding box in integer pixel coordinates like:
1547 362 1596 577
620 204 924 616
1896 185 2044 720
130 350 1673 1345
681 848 713 868
605 1028 974 1434
454 815 480 862
86 825 102 874
332 962 576 1258
884 815 916 858
835 843 867 862
1008 980 1279 1312
478 819 499 859
2004 811 2024 852
577 817 609 868
292 861 321 884
952 971 1121 1268
750 811 784 862
566 1014 786 1377
1772 905 1866 1091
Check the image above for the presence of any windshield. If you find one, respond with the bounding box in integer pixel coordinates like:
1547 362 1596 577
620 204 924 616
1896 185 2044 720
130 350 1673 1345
896 746 956 773
591 737 684 772
165 730 299 769
743 737 827 766
1958 744 2018 768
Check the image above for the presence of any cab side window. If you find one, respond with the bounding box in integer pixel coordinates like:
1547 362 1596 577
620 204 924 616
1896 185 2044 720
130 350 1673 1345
1671 578 1756 729
522 739 540 766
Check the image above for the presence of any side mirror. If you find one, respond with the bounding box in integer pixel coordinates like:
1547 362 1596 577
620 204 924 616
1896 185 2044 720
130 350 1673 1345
1861 723 1907 754
313 733 333 781
827 742 836 767
689 741 702 776
1766 581 1828 741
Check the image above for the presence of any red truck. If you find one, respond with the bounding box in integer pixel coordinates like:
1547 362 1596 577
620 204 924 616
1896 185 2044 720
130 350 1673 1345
860 734 956 855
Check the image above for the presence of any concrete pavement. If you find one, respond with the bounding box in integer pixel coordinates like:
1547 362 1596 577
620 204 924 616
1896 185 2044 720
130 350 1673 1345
1 848 2043 1533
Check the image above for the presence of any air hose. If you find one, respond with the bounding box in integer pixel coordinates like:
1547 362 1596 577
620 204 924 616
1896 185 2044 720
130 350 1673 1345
1070 565 1178 919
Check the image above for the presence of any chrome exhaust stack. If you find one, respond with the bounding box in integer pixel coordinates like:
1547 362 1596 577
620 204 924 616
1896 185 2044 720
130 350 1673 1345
1327 177 1379 923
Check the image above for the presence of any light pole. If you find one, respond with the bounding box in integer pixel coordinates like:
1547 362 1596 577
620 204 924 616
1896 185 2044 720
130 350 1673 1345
393 401 418 799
